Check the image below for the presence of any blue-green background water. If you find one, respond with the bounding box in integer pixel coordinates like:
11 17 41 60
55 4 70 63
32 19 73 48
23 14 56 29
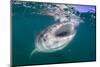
12 1 96 66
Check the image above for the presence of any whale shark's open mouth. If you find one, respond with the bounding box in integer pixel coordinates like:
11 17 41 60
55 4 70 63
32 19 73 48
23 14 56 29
55 24 74 37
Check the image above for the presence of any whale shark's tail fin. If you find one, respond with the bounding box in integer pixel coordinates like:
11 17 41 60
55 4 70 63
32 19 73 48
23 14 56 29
29 49 37 59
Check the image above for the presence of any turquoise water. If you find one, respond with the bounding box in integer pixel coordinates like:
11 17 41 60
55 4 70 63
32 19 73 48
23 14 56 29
12 1 96 66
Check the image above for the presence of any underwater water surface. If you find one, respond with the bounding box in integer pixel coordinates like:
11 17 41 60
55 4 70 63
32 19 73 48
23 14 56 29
12 1 96 66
